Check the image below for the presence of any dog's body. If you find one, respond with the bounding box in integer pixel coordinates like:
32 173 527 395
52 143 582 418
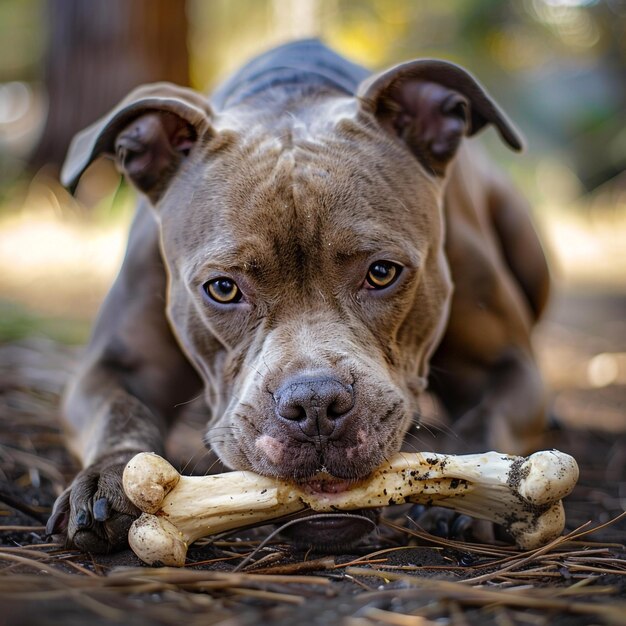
48 41 549 552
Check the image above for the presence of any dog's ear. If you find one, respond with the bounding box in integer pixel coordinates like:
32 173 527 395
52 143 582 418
357 60 523 176
61 83 213 203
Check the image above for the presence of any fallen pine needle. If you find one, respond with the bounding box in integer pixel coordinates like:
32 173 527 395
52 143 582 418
229 586 306 604
345 568 626 621
360 607 438 625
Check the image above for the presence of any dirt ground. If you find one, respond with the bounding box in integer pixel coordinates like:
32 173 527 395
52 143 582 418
0 289 624 626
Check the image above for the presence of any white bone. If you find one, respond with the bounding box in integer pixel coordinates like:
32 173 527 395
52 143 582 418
123 450 578 566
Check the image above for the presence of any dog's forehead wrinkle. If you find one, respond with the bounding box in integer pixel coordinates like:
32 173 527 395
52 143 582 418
215 94 357 136
171 116 437 284
190 218 407 283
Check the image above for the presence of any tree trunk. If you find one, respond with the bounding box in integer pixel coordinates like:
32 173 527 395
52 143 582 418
30 0 189 172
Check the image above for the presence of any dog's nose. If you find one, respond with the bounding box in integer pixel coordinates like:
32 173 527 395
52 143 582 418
275 374 354 437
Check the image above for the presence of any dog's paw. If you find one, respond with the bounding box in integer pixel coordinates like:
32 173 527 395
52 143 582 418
407 505 496 544
46 454 140 553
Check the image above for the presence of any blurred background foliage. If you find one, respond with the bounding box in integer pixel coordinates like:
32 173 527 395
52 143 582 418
0 0 625 342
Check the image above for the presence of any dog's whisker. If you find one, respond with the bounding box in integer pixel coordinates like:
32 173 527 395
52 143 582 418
203 425 243 449
259 354 272 374
203 455 228 476
426 365 455 385
204 428 241 441
399 440 423 454
412 419 457 438
204 433 238 443
173 392 204 409
403 430 432 445
180 447 214 476
241 361 264 381
179 448 206 475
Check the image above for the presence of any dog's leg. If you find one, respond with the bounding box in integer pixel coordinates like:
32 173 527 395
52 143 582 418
446 348 546 455
418 167 549 538
419 346 546 540
457 173 550 455
47 203 202 552
487 173 551 322
427 154 549 457
430 289 547 457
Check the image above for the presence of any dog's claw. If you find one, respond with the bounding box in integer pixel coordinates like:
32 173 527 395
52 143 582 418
93 497 110 522
450 514 473 540
75 508 91 528
46 488 70 536
408 504 426 521
433 518 450 538
45 510 68 536
408 505 490 543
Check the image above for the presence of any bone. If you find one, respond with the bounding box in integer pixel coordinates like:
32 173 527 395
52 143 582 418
123 450 579 566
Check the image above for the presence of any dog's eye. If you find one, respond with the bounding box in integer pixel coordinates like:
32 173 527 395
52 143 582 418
365 261 402 289
203 278 242 304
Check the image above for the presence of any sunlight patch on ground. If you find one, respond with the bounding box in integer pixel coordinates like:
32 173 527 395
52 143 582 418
539 205 626 289
0 210 127 317
0 179 131 320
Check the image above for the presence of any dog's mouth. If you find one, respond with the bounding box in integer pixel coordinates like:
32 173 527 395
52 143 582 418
300 475 355 495
278 472 377 551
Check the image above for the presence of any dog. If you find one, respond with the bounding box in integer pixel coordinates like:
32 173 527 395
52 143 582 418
47 40 550 553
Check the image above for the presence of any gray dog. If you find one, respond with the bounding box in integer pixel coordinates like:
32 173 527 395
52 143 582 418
48 40 550 553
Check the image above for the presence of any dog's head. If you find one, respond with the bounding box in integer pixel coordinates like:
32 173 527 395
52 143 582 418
63 59 521 491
